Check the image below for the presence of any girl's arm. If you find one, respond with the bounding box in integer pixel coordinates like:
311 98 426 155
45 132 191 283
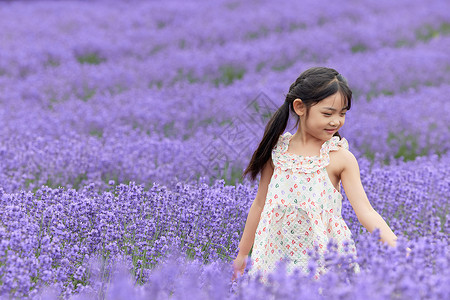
339 149 399 248
236 158 274 256
232 158 274 280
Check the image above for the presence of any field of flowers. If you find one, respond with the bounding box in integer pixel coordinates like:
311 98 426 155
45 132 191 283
0 0 449 299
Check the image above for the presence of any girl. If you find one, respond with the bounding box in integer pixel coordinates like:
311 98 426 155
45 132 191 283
231 67 410 284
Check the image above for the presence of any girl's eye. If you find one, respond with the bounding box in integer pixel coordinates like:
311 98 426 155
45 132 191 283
323 112 346 116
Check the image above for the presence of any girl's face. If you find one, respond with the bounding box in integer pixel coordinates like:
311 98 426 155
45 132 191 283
298 92 348 141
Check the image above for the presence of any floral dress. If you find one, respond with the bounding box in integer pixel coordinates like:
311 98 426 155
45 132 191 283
247 132 361 284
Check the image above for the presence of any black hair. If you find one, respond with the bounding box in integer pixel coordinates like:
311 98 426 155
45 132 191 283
241 66 352 182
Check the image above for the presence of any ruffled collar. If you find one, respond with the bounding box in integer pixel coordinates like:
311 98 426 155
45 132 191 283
273 132 349 173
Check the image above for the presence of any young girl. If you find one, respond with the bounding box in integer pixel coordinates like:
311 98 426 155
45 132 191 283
231 67 409 284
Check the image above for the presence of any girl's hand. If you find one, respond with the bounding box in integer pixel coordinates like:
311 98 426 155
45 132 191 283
231 254 248 281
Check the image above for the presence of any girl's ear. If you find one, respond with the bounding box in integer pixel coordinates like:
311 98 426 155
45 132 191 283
293 98 306 116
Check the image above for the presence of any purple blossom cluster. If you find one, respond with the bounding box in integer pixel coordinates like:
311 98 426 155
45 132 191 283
32 232 449 300
1 154 448 297
0 0 449 298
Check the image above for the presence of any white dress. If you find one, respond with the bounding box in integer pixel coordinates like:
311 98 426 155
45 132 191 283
248 132 361 284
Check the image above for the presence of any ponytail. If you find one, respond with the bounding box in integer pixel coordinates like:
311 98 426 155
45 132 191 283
240 100 291 182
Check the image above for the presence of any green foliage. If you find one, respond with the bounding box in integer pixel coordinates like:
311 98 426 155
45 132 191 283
171 68 200 85
163 120 175 137
219 119 233 127
156 21 166 29
149 45 166 55
219 161 245 186
416 23 450 41
363 147 376 162
72 173 89 190
351 44 367 53
365 89 395 101
395 39 410 48
271 61 293 72
387 132 429 162
289 23 307 31
77 53 105 65
214 65 245 87
244 26 269 40
89 129 103 138
26 172 89 192
108 84 127 95
381 89 394 96
178 39 186 49
44 59 60 68
256 61 266 72
148 80 163 89
80 87 96 102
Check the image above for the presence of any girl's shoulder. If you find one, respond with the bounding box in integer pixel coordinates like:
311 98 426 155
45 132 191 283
329 139 358 171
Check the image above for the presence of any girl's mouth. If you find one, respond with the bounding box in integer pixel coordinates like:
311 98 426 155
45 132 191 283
325 129 336 134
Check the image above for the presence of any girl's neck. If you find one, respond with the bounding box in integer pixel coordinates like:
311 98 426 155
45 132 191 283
288 132 327 157
291 131 326 147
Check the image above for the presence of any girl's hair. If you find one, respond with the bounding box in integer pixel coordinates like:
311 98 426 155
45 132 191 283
241 66 352 182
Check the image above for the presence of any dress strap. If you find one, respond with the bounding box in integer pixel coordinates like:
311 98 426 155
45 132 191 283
321 136 349 154
272 132 290 155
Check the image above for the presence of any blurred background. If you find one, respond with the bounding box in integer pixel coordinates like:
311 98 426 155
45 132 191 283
0 0 448 192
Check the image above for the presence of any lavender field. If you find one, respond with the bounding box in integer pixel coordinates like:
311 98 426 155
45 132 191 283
0 0 449 299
